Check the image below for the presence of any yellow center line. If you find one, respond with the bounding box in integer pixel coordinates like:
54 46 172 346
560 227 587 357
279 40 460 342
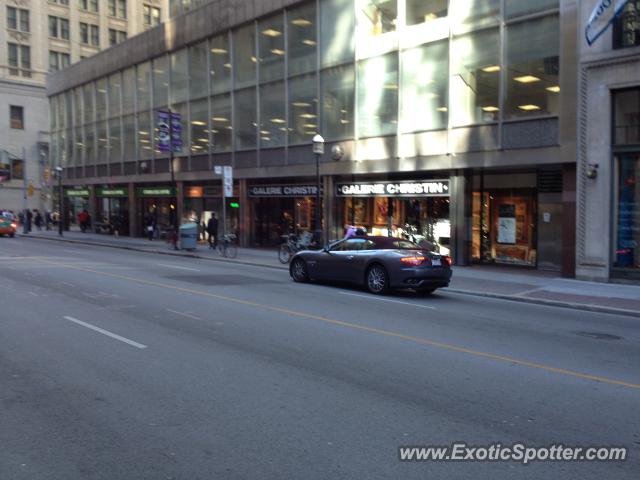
41 259 640 390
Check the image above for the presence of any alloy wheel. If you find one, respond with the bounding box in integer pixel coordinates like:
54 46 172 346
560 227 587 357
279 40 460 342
367 265 388 294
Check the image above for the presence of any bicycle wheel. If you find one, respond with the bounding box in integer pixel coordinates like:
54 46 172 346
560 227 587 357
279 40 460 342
278 244 292 264
225 242 238 259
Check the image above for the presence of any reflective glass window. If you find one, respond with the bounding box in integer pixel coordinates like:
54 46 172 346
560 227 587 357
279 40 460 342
259 14 285 83
260 81 286 147
505 0 558 19
321 64 354 140
153 56 169 108
108 73 121 118
138 111 153 159
321 0 355 67
357 0 397 36
170 49 189 105
401 40 448 132
211 93 232 152
505 16 559 119
97 122 108 163
122 68 135 115
108 118 121 163
85 124 95 165
122 114 136 161
450 29 500 126
450 0 500 30
210 34 231 94
137 62 152 112
357 53 398 137
233 24 257 89
288 2 316 76
234 88 257 149
289 73 318 144
614 153 640 269
190 98 210 154
190 41 209 99
96 79 107 121
406 0 447 25
83 83 94 125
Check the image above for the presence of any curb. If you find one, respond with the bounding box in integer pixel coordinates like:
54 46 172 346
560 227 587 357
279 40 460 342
19 234 640 318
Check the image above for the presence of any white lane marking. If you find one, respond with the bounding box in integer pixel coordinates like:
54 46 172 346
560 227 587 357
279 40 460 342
63 316 148 349
28 291 38 296
166 309 201 320
157 263 201 272
339 291 436 310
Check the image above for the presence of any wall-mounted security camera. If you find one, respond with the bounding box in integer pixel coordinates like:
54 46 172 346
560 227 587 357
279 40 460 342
586 163 599 180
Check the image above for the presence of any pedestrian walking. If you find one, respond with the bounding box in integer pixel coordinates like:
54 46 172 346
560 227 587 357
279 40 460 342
207 213 219 249
145 215 155 240
34 210 43 231
26 209 33 232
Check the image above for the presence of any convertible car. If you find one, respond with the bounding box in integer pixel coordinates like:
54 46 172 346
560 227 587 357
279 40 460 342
289 236 452 295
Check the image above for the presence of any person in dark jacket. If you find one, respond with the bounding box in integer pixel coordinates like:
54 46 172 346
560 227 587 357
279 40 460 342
207 213 219 249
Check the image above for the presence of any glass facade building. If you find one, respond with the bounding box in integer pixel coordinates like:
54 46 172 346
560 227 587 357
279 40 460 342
48 0 576 272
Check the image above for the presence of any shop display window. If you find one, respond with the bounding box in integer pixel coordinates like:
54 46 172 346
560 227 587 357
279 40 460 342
614 154 640 271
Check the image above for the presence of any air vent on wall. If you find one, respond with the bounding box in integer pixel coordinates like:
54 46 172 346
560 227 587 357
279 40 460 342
538 167 563 193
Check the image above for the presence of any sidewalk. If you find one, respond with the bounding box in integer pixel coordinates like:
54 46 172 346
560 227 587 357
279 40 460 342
16 229 640 317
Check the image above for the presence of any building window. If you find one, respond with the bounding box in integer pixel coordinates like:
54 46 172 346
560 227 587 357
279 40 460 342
80 0 99 13
321 0 355 67
505 15 560 119
233 24 257 89
406 0 447 26
210 34 231 94
7 43 31 77
357 53 398 137
143 5 161 27
614 154 640 271
80 23 100 46
259 81 286 147
109 29 127 46
450 28 500 126
10 106 24 129
49 16 70 40
614 1 640 49
357 0 397 36
289 73 318 144
234 88 257 149
450 0 500 31
288 2 317 76
7 7 30 33
614 89 640 146
50 0 70 4
258 14 285 83
321 64 355 141
49 51 71 71
400 40 449 132
108 0 127 18
505 0 558 19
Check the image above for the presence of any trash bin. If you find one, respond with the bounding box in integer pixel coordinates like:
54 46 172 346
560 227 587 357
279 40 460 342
179 223 198 250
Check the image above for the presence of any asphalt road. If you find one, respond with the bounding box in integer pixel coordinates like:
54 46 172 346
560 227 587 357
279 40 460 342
1 237 638 480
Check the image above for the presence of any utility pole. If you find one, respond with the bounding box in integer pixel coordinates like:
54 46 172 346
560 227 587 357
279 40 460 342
22 148 28 234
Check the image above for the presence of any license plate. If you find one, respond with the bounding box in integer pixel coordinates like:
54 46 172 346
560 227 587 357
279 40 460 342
432 258 441 267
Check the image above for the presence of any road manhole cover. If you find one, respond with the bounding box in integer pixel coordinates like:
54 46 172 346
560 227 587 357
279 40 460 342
574 331 622 341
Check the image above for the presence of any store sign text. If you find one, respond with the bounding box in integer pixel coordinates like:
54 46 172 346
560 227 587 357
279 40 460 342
336 181 449 197
249 185 321 197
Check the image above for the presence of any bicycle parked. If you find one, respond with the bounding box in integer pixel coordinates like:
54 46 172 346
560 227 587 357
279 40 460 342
278 231 313 264
216 233 238 258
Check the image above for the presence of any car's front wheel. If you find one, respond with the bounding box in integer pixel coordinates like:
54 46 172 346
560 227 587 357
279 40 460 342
290 258 309 283
366 264 389 294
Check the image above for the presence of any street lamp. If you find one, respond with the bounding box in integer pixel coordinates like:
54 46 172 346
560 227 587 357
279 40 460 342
312 134 325 247
55 166 63 237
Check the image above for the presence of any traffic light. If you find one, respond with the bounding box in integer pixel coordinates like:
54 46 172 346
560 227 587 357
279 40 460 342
229 202 239 209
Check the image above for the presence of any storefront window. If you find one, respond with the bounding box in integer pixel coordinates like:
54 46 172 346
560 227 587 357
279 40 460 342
357 53 398 137
190 98 209 154
406 0 447 25
170 49 189 105
400 40 448 132
321 64 355 141
137 62 152 112
288 2 316 76
505 15 559 119
505 0 558 19
234 88 257 149
289 73 318 144
210 34 231 94
211 93 232 151
615 155 640 270
233 24 257 89
189 41 209 99
450 28 500 126
321 0 355 67
260 81 286 147
259 14 285 83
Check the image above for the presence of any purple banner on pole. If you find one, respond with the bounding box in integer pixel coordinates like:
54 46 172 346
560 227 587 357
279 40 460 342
157 110 182 153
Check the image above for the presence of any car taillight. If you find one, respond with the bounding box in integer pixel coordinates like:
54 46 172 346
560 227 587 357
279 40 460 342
11 223 17 228
442 256 452 266
400 256 426 266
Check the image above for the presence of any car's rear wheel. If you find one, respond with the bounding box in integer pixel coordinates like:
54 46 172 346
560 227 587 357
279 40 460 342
366 264 389 294
290 258 309 283
9 232 15 238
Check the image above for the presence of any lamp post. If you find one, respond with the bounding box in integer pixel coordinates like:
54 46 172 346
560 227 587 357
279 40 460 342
312 134 325 247
55 166 63 237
